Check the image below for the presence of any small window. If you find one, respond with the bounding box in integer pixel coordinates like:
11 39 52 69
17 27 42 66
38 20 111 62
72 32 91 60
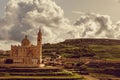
32 59 38 64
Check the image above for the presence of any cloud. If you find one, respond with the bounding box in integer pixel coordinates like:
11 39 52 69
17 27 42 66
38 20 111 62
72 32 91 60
73 13 115 38
113 21 120 39
72 11 84 15
0 40 19 50
0 0 120 50
0 0 73 50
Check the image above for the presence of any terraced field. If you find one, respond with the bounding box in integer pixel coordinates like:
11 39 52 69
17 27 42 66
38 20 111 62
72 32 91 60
0 67 85 80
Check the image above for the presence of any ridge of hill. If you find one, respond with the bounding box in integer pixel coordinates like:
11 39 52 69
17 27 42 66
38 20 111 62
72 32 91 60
61 38 120 45
43 38 120 61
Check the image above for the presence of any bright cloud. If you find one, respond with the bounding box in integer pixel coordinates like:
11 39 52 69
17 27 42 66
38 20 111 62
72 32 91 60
0 0 120 50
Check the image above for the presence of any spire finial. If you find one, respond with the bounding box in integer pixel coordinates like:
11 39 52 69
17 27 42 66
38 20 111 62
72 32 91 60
38 27 42 33
39 27 41 31
25 35 27 38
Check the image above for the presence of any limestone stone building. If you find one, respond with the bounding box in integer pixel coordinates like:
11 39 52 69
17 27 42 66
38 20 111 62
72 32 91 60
9 30 42 67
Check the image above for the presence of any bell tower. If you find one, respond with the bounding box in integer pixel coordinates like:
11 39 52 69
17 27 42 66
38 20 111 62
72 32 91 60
37 29 42 46
37 29 42 64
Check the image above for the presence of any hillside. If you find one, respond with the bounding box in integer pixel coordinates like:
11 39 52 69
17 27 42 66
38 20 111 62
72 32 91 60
0 38 120 79
61 38 120 45
43 38 120 61
0 38 120 61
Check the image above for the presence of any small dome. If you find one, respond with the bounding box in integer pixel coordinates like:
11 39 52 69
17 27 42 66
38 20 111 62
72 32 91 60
21 35 31 46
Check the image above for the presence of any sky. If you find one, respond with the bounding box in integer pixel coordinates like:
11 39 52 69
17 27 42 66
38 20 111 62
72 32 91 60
1 0 120 22
55 0 120 23
0 0 120 50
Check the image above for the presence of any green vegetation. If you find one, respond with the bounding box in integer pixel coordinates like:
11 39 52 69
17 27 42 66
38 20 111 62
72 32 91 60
1 39 120 79
43 43 95 58
42 40 120 79
0 76 85 80
90 73 115 78
0 68 85 80
43 42 120 61
89 45 120 61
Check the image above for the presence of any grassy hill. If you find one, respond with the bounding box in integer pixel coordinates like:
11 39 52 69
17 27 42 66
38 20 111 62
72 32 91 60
88 45 120 61
42 39 120 79
0 38 120 61
0 38 120 79
43 38 120 61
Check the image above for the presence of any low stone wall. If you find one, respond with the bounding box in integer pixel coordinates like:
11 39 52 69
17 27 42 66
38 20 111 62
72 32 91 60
0 64 42 68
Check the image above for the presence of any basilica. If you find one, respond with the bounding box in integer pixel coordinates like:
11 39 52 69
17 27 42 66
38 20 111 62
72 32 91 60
9 29 42 67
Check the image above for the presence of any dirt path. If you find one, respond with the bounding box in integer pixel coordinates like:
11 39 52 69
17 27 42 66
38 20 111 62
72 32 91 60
82 75 99 80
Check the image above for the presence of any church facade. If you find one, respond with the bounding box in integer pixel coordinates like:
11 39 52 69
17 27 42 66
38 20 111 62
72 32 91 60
9 30 42 67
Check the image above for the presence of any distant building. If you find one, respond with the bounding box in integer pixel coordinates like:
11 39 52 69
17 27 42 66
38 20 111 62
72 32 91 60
8 29 42 67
